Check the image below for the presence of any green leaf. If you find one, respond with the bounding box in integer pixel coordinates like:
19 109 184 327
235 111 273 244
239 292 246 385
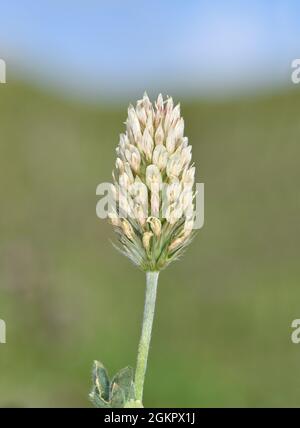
89 389 111 408
92 360 110 401
110 383 125 408
110 366 134 401
90 362 137 408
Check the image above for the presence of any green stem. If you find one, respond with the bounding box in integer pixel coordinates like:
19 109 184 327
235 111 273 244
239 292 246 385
135 271 159 403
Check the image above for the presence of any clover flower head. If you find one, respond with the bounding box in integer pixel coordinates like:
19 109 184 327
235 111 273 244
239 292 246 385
110 93 196 271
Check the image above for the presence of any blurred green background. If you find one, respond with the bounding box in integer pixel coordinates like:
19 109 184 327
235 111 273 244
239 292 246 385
1 0 300 408
1 81 300 407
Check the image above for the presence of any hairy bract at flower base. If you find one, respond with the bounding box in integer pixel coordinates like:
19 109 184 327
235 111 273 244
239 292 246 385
110 93 196 271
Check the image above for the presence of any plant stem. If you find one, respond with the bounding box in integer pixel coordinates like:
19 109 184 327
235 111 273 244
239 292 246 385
135 271 159 403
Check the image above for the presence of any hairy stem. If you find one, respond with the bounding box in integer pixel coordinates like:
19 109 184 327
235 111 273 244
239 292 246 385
135 271 159 402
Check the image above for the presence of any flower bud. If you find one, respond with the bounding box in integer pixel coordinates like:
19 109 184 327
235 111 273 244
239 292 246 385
119 133 129 152
154 123 164 145
152 145 168 170
156 93 164 111
131 150 141 173
115 157 124 173
180 188 193 212
119 173 131 190
146 165 162 191
127 106 142 141
121 219 134 240
146 115 154 138
142 231 153 251
170 104 180 124
166 129 176 154
147 217 162 237
174 117 184 140
166 154 182 179
150 191 160 217
142 128 154 161
164 97 174 132
165 202 183 225
134 204 146 227
180 146 192 168
166 181 181 204
130 181 148 209
124 162 134 183
181 166 195 189
136 100 147 126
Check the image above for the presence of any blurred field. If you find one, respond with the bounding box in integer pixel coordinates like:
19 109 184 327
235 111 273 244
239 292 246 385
0 82 300 407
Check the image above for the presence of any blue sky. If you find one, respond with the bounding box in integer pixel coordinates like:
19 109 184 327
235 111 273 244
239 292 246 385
0 0 299 100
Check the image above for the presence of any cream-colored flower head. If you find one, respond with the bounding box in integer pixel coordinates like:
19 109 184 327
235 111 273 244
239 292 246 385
110 93 196 271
